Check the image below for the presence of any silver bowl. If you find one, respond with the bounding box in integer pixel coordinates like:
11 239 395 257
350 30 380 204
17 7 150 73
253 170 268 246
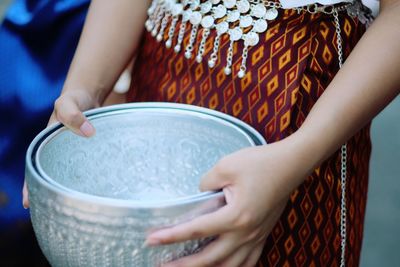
26 103 266 267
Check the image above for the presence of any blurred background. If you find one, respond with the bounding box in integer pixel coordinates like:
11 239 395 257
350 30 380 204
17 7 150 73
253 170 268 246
0 0 398 266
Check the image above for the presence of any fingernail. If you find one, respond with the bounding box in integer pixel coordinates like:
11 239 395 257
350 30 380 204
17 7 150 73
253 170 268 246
144 238 161 246
80 121 95 137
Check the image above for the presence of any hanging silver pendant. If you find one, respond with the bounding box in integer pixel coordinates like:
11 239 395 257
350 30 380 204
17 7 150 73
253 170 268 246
146 0 274 78
145 0 365 79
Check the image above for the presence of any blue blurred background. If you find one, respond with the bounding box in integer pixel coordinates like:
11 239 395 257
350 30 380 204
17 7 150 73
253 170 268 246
0 0 89 265
0 0 398 266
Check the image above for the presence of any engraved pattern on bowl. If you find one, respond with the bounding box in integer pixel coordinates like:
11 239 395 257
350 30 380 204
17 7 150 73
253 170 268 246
26 103 266 267
37 109 254 201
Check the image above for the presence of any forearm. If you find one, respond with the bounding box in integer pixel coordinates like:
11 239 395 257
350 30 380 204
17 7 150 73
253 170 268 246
63 0 151 103
292 0 400 173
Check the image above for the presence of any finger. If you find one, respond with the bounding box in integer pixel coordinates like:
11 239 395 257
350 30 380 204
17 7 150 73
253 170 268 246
162 234 240 267
240 242 265 267
54 96 95 137
146 205 234 246
22 181 29 209
199 163 231 192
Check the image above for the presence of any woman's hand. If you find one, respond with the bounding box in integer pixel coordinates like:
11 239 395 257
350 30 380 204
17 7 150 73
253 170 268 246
22 89 99 208
146 136 315 267
50 89 99 136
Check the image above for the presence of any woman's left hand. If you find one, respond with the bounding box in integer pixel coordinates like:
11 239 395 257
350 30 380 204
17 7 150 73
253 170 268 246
146 135 314 267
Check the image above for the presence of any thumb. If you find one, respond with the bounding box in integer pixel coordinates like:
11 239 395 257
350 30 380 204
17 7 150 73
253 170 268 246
199 162 230 192
54 93 95 137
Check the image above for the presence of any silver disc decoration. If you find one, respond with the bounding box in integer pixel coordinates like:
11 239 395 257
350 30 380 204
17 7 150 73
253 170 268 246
145 0 278 78
145 0 363 79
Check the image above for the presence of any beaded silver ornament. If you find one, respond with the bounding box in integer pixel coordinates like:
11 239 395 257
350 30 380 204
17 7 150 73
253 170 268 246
145 0 369 79
145 0 280 78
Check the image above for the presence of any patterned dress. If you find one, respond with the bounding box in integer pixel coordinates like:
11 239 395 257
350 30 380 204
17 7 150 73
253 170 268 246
129 4 371 266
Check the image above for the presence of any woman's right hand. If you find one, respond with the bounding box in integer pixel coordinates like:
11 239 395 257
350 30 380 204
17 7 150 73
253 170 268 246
22 88 98 208
50 89 99 137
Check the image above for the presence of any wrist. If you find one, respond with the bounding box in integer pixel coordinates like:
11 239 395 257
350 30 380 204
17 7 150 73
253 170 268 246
288 125 334 172
62 77 110 106
257 132 322 196
59 84 101 111
281 129 324 179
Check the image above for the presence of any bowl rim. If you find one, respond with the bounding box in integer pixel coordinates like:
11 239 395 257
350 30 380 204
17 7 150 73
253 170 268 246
26 102 266 208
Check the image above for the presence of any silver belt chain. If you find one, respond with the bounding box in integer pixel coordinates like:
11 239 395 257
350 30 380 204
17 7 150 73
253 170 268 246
333 10 347 267
144 1 371 266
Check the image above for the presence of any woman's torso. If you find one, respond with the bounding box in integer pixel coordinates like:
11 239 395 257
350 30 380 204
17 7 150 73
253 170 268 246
129 1 371 266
